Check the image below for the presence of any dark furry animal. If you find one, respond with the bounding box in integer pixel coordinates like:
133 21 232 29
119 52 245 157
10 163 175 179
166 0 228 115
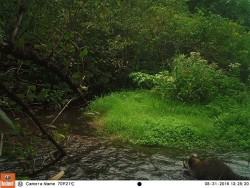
183 154 249 180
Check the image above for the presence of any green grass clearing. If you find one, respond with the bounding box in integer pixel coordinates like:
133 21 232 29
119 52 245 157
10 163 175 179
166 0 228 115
86 90 250 151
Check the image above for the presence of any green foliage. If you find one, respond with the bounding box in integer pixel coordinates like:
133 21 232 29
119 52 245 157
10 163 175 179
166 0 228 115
188 0 250 28
129 72 156 89
16 177 30 180
87 90 250 150
171 53 246 103
49 123 70 143
172 53 217 103
130 53 246 103
80 49 88 58
45 84 72 110
0 58 72 110
1 0 250 108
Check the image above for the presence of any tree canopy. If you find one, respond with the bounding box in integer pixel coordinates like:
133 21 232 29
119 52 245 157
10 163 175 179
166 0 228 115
0 0 249 108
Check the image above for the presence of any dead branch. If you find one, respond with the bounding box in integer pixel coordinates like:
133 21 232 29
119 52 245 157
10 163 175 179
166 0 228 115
49 170 65 180
50 96 78 125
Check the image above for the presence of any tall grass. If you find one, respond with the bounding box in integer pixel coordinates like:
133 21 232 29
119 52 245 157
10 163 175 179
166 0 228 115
86 90 250 151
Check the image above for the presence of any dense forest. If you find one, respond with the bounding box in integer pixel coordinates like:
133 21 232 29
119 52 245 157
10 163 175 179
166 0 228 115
0 0 250 179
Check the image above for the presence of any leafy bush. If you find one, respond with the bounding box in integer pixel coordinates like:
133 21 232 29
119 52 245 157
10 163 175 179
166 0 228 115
171 52 246 103
130 52 246 103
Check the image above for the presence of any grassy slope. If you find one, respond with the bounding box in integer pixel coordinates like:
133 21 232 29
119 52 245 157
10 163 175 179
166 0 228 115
86 90 250 151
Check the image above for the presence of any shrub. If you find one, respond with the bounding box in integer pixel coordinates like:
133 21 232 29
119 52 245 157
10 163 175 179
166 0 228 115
130 52 246 104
